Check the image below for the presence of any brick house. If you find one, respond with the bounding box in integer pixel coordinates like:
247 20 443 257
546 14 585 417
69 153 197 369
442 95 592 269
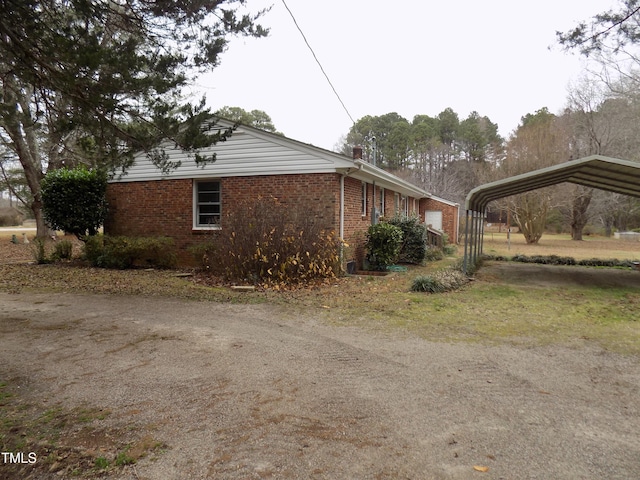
105 120 459 267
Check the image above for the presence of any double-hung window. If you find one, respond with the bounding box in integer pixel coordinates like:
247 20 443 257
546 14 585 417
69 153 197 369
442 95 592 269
194 180 221 228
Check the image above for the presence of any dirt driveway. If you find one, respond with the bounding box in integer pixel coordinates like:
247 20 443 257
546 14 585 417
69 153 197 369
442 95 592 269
1 289 639 479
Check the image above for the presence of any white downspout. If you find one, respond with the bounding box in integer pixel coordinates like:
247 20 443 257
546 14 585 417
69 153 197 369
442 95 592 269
340 173 345 242
340 155 364 273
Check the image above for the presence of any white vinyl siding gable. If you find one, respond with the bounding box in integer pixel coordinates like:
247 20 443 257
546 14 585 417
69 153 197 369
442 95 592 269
114 125 354 182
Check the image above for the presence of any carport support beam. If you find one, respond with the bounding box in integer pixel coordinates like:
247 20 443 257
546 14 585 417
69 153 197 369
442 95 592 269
478 209 485 261
471 210 479 269
463 209 472 274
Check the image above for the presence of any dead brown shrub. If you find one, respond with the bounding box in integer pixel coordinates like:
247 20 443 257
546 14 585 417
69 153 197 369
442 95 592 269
206 196 341 286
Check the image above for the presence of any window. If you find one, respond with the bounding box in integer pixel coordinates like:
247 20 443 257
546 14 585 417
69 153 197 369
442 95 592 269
394 192 400 214
401 195 408 216
361 182 367 216
194 180 221 228
379 188 385 217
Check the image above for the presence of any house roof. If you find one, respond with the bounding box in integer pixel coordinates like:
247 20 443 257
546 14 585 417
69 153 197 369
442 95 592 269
110 119 442 200
465 155 640 211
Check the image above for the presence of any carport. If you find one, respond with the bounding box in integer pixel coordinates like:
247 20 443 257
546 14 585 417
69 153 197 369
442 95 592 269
463 155 640 273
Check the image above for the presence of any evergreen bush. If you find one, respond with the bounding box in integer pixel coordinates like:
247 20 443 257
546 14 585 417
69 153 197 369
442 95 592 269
41 167 107 240
388 215 427 264
51 239 73 260
365 222 403 270
424 246 444 262
84 235 176 269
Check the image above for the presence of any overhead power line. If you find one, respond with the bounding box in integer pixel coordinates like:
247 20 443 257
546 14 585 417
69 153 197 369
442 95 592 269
281 0 356 126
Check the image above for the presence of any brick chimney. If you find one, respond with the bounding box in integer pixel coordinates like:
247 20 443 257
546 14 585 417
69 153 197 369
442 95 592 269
353 145 363 160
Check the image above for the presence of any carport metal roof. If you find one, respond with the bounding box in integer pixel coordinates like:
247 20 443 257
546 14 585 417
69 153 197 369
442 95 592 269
465 155 640 212
462 155 640 274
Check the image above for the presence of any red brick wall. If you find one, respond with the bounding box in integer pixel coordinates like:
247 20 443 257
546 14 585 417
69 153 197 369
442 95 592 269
342 177 368 267
419 198 460 243
105 173 459 268
105 174 341 266
342 178 422 268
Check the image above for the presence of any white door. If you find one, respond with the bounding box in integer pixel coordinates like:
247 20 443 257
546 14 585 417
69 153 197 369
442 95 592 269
425 211 443 231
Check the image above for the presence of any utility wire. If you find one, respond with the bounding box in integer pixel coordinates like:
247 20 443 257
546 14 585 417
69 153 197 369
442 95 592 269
281 0 356 125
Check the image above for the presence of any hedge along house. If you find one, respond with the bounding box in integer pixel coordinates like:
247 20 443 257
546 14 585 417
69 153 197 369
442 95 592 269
105 119 459 268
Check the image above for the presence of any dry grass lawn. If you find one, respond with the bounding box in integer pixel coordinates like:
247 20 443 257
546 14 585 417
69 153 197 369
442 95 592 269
482 232 640 260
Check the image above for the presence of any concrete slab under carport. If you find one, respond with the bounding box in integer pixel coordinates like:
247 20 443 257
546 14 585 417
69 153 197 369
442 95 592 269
479 262 640 289
463 155 640 273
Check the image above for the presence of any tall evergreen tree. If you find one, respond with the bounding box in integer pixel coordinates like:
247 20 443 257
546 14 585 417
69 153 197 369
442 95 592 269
0 0 268 237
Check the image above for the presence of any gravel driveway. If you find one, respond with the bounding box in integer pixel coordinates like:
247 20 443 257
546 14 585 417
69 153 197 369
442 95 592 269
1 291 639 479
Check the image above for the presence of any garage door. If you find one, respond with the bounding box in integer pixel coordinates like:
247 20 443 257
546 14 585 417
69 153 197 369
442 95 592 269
425 211 443 231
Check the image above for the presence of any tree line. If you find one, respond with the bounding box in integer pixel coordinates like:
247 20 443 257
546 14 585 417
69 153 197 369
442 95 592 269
1 0 267 237
337 54 640 243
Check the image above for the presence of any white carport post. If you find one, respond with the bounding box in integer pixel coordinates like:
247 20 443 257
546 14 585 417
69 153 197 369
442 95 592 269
472 209 481 268
477 208 486 263
462 208 485 275
462 209 472 274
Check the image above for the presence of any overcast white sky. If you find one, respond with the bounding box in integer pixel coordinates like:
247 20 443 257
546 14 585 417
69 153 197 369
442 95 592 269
195 0 617 151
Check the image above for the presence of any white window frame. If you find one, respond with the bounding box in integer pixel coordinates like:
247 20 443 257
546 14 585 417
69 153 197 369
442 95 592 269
379 187 385 217
401 195 408 216
361 181 367 217
193 180 222 229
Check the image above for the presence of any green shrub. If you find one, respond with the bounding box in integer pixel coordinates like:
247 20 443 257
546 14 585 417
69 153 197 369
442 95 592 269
30 238 50 264
188 241 217 269
424 246 444 262
114 452 135 466
577 258 629 268
51 239 73 260
83 235 176 269
443 244 457 256
41 167 107 240
365 222 403 270
503 254 635 269
387 215 427 264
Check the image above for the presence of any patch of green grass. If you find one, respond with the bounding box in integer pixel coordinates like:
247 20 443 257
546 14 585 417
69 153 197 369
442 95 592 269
115 450 135 466
77 406 111 423
0 380 162 478
291 264 640 355
0 382 12 404
387 284 640 353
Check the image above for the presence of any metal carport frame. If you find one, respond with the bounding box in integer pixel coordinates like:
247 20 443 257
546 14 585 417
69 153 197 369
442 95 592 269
462 155 640 273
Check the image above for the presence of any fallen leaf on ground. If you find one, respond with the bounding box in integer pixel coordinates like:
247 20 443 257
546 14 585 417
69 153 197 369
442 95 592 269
473 465 490 472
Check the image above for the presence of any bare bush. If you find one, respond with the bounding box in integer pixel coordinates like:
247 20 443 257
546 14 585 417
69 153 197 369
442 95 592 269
208 196 341 285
